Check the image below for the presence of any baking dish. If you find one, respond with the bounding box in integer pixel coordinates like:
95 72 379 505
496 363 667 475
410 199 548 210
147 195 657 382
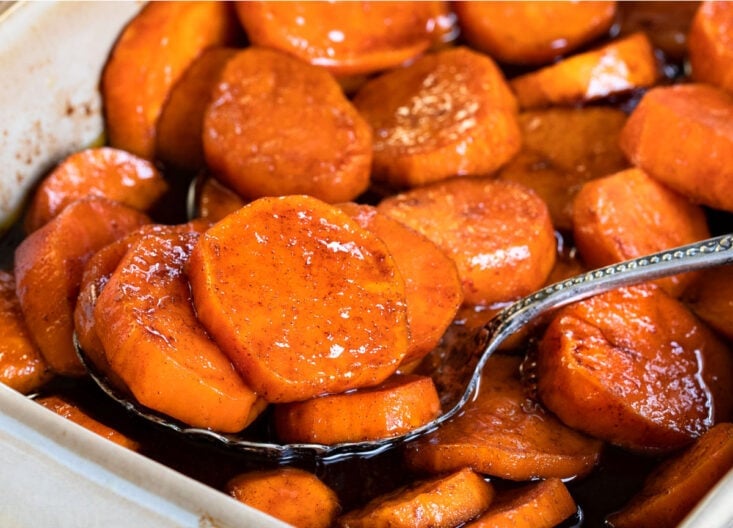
0 2 731 527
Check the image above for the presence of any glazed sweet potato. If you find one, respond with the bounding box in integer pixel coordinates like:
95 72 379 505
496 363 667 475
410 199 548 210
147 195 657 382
405 354 603 481
102 1 240 159
234 1 448 76
510 32 660 109
454 1 616 65
203 47 372 203
37 395 139 451
274 374 440 444
339 203 462 364
573 167 710 297
14 197 149 376
537 284 733 453
378 178 556 306
228 467 340 528
683 265 733 341
188 195 409 403
688 1 733 94
465 479 577 528
607 423 733 528
94 230 263 432
337 468 494 528
0 271 52 394
498 106 629 231
24 147 168 233
192 176 247 223
156 47 237 172
619 83 733 212
353 46 520 188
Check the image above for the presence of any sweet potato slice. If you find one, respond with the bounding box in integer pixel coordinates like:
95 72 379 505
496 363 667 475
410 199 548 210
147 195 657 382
234 1 448 76
454 1 616 65
689 1 733 94
606 423 733 528
573 167 710 297
192 175 246 223
683 265 733 341
14 197 149 376
188 195 409 403
0 271 52 394
203 47 372 204
274 374 440 444
24 147 167 233
156 47 237 172
537 285 733 453
404 354 602 480
339 203 462 364
510 32 660 109
353 46 520 188
498 106 629 231
377 177 556 306
102 1 240 159
465 479 577 528
228 467 340 528
619 83 733 212
37 395 139 451
94 230 263 432
337 467 494 528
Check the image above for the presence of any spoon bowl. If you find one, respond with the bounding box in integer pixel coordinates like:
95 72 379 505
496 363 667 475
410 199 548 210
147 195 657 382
77 233 733 463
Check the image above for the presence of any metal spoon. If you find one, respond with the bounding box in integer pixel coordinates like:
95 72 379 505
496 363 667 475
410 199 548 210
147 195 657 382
77 233 733 463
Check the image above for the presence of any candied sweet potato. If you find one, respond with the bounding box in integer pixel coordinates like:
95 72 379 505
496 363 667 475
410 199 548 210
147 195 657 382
378 178 556 306
14 197 149 376
684 265 733 341
188 195 409 403
0 271 52 394
94 230 263 432
405 355 603 481
619 83 733 212
510 32 660 109
24 147 167 233
573 167 710 297
192 175 247 223
537 285 733 453
203 47 372 203
353 46 520 188
228 467 340 528
454 1 616 65
688 1 733 94
274 374 440 444
102 1 240 159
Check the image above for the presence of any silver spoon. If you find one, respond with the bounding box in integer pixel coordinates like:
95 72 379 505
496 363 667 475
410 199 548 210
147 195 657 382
77 233 733 463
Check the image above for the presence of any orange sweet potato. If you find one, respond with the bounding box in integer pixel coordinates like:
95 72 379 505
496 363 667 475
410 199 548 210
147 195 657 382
454 1 616 65
37 395 139 451
537 284 733 453
188 195 409 403
0 271 52 394
405 354 603 481
352 46 520 188
102 1 240 159
337 467 494 528
228 467 340 528
339 202 462 364
274 374 440 444
94 230 263 432
465 479 577 528
203 47 372 203
234 1 448 76
688 1 733 94
378 177 556 306
510 32 660 109
619 83 733 212
684 265 733 341
617 2 700 61
156 47 237 172
573 167 710 297
14 197 149 376
192 175 246 223
607 423 733 528
24 147 167 233
498 106 629 231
